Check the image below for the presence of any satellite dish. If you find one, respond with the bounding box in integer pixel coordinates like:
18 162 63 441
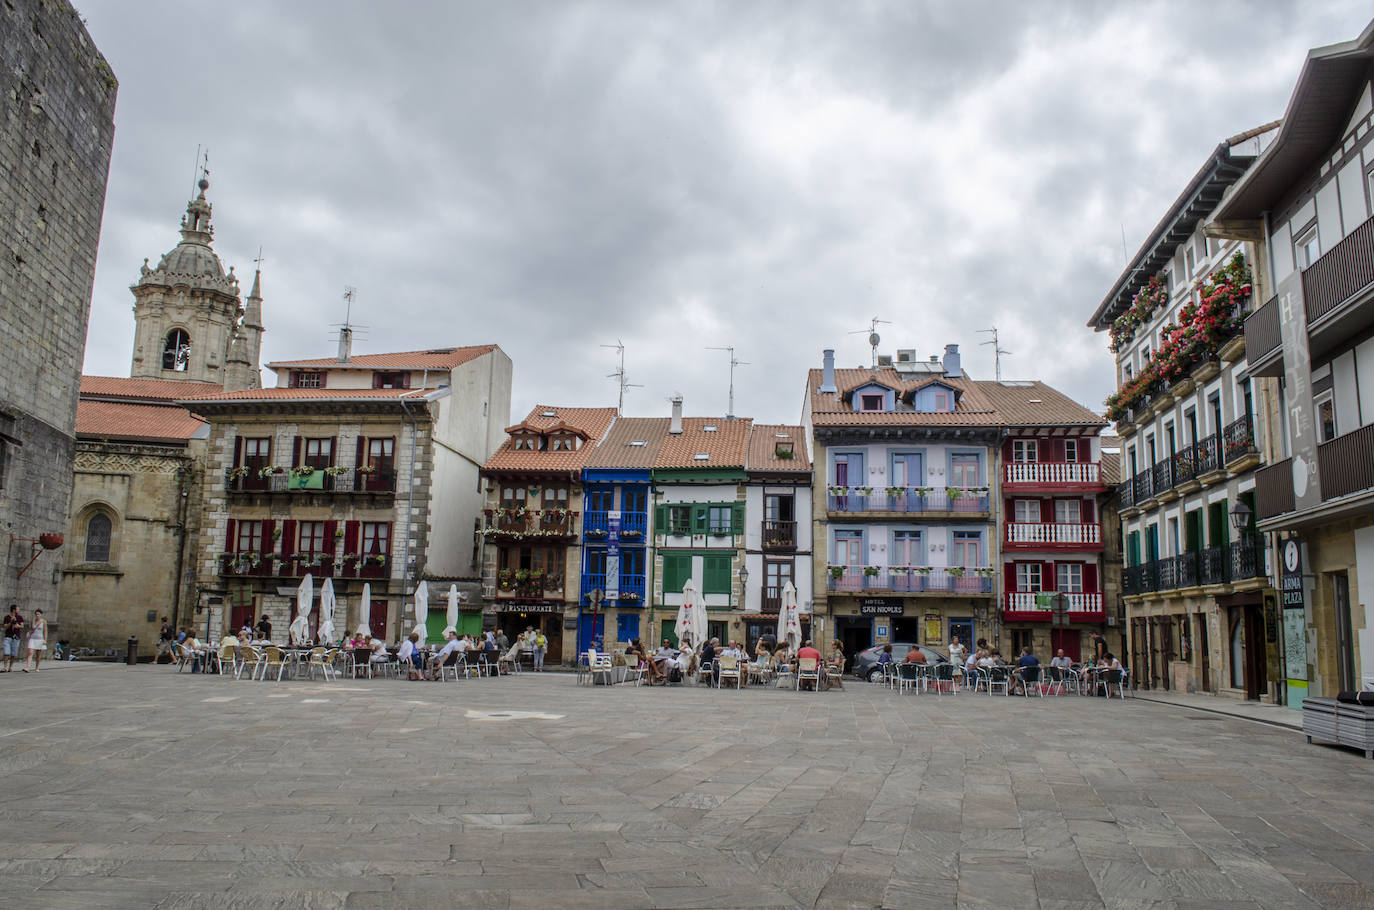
869 332 880 347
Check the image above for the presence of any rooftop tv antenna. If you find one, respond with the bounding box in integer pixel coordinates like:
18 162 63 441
329 286 370 355
601 340 642 415
978 327 1012 381
849 316 891 368
706 345 749 419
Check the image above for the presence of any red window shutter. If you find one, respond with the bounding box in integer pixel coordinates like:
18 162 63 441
291 436 302 467
1040 499 1053 523
356 436 366 467
323 520 337 554
344 520 359 555
1084 562 1099 592
288 370 298 388
329 436 338 467
385 522 394 557
1004 562 1018 592
260 519 275 554
318 372 327 389
280 520 296 560
1082 499 1095 522
232 436 243 468
225 518 237 553
1044 561 1056 590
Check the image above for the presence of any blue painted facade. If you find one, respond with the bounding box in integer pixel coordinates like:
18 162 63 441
577 467 651 652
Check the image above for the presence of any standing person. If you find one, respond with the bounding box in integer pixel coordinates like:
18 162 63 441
533 628 547 671
157 617 174 661
24 609 47 672
948 635 967 668
256 614 273 641
1089 631 1108 663
2 605 23 672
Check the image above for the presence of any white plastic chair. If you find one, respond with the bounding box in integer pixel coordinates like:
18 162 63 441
796 657 821 692
717 655 742 689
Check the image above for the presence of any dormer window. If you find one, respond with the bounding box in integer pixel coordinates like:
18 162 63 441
289 370 325 389
550 435 576 452
933 391 950 412
373 371 410 389
513 434 537 451
860 394 884 412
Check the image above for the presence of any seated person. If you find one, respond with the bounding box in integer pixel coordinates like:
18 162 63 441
796 640 823 689
397 632 422 676
976 650 997 669
903 647 927 665
876 643 894 668
1050 649 1073 671
1014 647 1040 694
368 635 390 663
964 650 980 677
427 631 464 679
699 638 720 683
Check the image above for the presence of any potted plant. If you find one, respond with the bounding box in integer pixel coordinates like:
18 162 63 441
914 566 933 576
369 554 387 567
324 465 348 476
620 528 642 540
947 566 966 578
228 466 249 480
272 527 282 541
498 568 514 591
291 464 314 477
829 565 845 580
855 486 873 497
945 487 963 500
885 486 906 499
357 464 376 475
863 566 879 577
258 465 282 479
827 485 848 497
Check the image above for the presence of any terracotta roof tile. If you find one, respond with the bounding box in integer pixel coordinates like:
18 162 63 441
748 424 811 472
483 405 618 474
76 400 205 444
654 417 752 469
180 387 442 403
584 417 669 469
80 375 221 402
266 345 498 371
973 381 1107 429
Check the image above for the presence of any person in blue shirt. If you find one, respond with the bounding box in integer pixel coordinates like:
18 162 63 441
1014 647 1040 695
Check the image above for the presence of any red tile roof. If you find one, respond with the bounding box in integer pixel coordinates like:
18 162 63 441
179 387 442 403
654 417 753 469
76 400 205 444
806 369 1105 430
483 406 618 474
266 345 498 371
80 375 221 402
584 417 670 469
748 424 811 472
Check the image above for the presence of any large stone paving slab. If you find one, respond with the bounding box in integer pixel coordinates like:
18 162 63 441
0 664 1371 908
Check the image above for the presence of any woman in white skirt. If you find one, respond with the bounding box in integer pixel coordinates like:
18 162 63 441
24 608 46 672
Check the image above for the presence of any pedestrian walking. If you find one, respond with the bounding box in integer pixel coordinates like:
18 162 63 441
24 609 47 672
157 616 174 661
533 629 547 671
2 605 23 672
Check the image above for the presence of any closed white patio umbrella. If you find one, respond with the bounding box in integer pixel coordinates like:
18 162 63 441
290 573 313 645
317 577 337 645
674 578 707 648
444 583 459 636
778 581 802 654
412 580 429 645
354 583 372 637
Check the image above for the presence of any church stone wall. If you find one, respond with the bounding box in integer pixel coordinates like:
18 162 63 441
0 0 116 626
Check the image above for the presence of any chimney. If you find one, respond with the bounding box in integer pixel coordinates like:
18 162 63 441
943 343 962 378
820 349 837 393
669 395 683 434
337 325 352 363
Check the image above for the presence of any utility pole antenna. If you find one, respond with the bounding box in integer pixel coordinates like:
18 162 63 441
601 340 642 415
330 286 369 349
978 327 1012 382
848 316 891 368
342 286 357 326
706 345 749 419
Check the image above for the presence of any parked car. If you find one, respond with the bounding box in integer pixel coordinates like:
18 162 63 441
851 643 949 682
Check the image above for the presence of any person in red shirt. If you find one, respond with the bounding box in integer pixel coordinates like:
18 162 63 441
904 647 927 664
796 640 823 690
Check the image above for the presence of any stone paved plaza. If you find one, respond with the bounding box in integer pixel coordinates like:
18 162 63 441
2 664 1373 909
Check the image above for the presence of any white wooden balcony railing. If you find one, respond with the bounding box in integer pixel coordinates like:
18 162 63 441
1004 592 1103 614
1004 522 1101 545
1003 462 1100 485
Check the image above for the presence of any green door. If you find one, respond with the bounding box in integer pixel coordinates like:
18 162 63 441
1208 501 1228 546
1185 510 1203 553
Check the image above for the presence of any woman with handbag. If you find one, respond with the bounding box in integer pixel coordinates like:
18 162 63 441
24 609 46 672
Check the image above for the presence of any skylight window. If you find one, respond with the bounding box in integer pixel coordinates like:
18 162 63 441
694 453 710 460
540 410 557 417
703 425 717 432
629 440 647 447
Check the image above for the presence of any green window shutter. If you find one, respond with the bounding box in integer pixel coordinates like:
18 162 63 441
702 554 731 594
654 505 665 534
663 553 690 592
692 505 708 534
732 502 744 534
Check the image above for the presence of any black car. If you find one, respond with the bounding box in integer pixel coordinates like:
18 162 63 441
851 643 949 681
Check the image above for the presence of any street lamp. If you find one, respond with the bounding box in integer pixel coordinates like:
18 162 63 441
737 564 749 610
1229 501 1253 536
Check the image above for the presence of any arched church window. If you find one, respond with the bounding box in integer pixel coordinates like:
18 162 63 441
162 329 191 371
85 513 112 562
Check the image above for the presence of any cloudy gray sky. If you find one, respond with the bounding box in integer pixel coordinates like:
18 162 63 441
78 1 1371 425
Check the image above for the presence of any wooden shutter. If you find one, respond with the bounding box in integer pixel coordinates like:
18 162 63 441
1004 562 1017 592
232 436 243 468
260 519 275 554
280 520 296 561
1084 562 1099 593
731 502 744 534
692 505 707 534
703 554 730 594
384 522 395 558
1043 561 1056 590
1040 499 1053 523
1082 499 1095 522
356 436 366 468
323 520 337 554
291 436 302 468
329 436 338 467
343 520 359 555
225 518 237 554
654 504 665 534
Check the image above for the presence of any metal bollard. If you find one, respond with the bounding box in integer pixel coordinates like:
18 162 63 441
126 636 138 666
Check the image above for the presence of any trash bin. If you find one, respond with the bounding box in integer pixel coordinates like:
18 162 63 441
126 636 138 666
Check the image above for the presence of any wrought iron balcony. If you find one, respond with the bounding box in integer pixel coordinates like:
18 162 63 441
762 519 797 550
1222 415 1258 466
1195 434 1220 476
827 486 990 515
826 566 993 595
583 511 648 542
1122 536 1265 595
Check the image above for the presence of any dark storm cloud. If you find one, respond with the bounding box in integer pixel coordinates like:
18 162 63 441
77 0 1372 424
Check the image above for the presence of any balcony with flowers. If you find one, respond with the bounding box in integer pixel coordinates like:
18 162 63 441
1104 255 1253 426
826 486 990 518
495 568 565 599
482 508 579 542
826 565 994 595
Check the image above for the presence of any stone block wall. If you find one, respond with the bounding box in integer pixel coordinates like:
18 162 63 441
0 0 117 626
